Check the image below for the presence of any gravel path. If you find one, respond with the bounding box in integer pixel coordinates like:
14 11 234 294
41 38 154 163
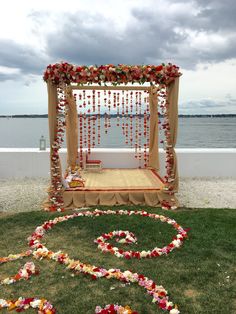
178 177 236 209
0 177 235 213
0 178 49 213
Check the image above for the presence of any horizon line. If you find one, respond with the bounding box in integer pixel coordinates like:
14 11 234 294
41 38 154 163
0 113 236 117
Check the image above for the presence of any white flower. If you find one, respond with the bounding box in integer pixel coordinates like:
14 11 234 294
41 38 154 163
118 238 126 244
170 308 180 314
0 299 8 306
30 300 41 308
140 250 148 257
114 252 123 258
123 270 132 277
166 301 174 308
123 270 135 281
21 269 28 277
172 239 181 248
2 278 14 284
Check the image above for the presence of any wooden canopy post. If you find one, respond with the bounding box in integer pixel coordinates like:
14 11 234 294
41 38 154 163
65 88 79 170
148 86 159 170
166 77 179 192
44 82 64 211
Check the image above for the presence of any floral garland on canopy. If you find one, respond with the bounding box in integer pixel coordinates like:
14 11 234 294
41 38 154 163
0 209 188 313
44 62 181 212
43 63 181 86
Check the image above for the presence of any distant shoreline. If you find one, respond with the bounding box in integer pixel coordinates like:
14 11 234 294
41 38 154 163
0 114 236 118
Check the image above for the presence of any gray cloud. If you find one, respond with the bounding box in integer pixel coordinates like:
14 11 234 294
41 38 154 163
180 97 236 114
170 0 236 31
0 39 46 81
45 1 236 69
0 72 18 81
1 0 236 82
45 9 186 66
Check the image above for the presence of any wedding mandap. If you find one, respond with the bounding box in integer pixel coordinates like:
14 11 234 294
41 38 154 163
43 63 181 211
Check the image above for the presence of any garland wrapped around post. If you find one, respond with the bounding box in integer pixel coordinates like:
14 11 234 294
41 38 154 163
44 82 66 211
160 78 179 209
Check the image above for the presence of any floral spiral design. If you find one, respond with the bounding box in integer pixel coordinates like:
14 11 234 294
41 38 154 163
0 209 188 313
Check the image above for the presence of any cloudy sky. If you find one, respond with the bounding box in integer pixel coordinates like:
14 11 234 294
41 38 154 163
0 0 236 115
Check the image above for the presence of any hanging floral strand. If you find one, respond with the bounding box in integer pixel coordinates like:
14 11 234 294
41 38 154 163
108 90 111 129
126 91 133 146
83 112 87 149
146 91 150 166
138 91 142 168
87 108 91 154
143 109 147 168
83 89 86 108
134 91 139 159
121 90 125 135
116 91 120 127
97 91 101 145
79 112 83 167
78 92 82 108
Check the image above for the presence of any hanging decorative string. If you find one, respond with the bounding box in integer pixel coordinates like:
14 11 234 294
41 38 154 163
73 88 153 171
134 91 139 159
146 90 150 167
87 108 91 154
138 92 142 168
143 109 147 168
116 92 120 127
83 90 86 108
79 112 83 168
121 91 125 135
78 92 82 108
97 91 101 145
83 112 87 149
108 90 111 129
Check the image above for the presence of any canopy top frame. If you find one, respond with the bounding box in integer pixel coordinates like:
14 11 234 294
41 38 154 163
44 62 181 86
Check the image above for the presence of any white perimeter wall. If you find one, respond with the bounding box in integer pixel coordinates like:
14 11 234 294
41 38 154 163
0 148 236 178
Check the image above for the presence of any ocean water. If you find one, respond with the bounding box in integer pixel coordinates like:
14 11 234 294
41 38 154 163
0 117 235 148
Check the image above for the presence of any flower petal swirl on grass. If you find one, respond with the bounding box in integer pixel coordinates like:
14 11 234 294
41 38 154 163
0 209 186 313
0 298 55 313
95 303 137 313
27 209 186 313
0 262 39 285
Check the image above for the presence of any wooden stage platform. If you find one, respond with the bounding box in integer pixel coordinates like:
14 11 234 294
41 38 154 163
63 169 167 208
67 168 164 191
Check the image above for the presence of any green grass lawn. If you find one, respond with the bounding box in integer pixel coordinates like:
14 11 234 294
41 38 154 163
0 206 235 314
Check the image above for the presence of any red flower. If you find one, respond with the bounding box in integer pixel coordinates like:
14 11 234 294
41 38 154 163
156 65 163 71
